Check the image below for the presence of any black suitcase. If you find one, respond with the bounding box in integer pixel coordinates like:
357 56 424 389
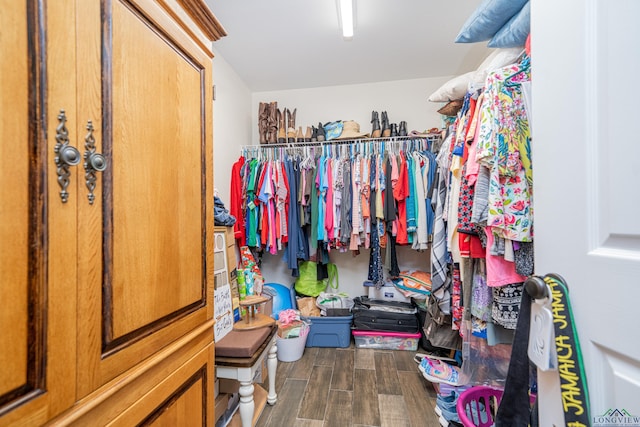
352 297 419 333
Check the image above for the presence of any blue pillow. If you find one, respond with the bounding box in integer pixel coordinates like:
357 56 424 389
488 2 530 48
455 0 528 43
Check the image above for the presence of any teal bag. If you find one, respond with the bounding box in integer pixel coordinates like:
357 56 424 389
323 121 343 141
294 261 339 297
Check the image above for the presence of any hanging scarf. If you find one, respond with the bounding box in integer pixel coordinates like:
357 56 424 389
496 274 591 427
545 274 591 426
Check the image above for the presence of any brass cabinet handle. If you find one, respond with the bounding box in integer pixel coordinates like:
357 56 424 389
83 120 107 205
54 110 81 203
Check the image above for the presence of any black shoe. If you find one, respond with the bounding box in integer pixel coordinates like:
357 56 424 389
390 123 398 137
371 111 381 137
399 121 407 137
317 122 326 142
381 111 390 137
311 126 318 142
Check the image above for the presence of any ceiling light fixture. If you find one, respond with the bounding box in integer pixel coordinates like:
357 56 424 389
337 0 354 41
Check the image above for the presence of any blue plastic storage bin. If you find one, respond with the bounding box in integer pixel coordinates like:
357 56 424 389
302 315 353 348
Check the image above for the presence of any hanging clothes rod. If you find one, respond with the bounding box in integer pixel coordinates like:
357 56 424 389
239 134 441 152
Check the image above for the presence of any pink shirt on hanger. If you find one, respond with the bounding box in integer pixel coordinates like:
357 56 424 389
465 94 484 187
484 226 527 287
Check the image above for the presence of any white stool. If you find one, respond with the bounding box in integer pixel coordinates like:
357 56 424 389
215 326 278 427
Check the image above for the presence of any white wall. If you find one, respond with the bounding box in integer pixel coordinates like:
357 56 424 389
211 54 451 297
212 48 252 204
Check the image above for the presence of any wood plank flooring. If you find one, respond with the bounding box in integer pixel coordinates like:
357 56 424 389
257 344 441 427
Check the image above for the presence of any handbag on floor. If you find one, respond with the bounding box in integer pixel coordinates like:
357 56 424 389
423 295 462 350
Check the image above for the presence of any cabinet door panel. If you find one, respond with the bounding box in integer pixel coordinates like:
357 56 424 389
110 0 204 338
141 370 206 427
107 341 214 427
1 0 77 423
0 0 31 402
77 0 214 396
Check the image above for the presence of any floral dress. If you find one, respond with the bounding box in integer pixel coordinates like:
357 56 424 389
476 63 533 242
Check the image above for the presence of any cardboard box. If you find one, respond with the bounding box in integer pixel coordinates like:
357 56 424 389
260 356 268 384
219 378 240 394
261 357 269 384
364 282 411 303
214 393 229 422
251 356 268 384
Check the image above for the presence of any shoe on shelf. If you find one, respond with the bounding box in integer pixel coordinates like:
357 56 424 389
371 110 381 138
419 357 460 386
399 120 408 136
381 111 390 137
317 122 326 142
390 123 398 137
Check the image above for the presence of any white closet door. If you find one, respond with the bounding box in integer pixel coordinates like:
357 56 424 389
533 0 640 424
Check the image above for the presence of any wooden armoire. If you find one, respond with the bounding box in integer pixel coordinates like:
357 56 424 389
0 0 225 425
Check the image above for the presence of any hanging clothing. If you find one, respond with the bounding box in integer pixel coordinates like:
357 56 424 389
423 150 437 237
430 166 449 294
476 63 533 242
412 152 428 250
394 153 409 245
484 226 528 287
406 154 417 243
230 156 246 246
368 174 383 287
233 135 444 277
340 159 352 246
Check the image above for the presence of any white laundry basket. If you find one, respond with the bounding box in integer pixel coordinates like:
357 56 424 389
276 330 309 362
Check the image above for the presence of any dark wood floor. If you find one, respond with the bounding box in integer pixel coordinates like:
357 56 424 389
257 343 442 427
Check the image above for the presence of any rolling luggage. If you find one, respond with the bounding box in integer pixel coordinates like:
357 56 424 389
352 297 419 333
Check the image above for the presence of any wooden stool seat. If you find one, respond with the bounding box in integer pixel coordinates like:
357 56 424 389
215 325 278 427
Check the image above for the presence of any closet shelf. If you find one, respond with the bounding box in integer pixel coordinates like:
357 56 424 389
241 134 442 151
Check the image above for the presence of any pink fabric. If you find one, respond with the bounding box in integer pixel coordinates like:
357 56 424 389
278 309 298 326
465 95 484 187
325 160 334 242
350 157 361 250
484 226 527 287
268 163 278 254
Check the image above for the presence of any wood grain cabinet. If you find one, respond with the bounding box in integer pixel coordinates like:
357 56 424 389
0 0 225 425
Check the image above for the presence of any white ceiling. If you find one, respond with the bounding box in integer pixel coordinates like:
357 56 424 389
206 0 490 92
